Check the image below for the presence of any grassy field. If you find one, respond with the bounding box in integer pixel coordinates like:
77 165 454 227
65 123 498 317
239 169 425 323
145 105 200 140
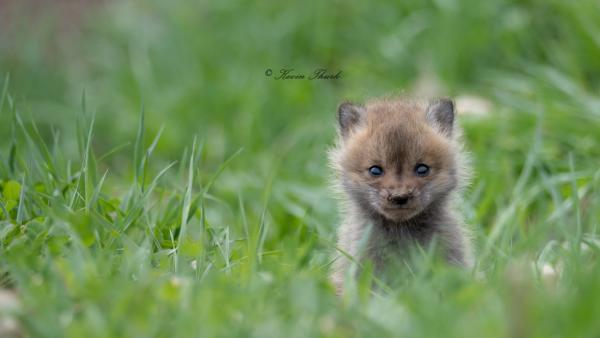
1 0 600 337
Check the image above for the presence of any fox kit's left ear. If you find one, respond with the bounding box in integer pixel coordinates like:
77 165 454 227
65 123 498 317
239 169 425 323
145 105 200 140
426 98 455 137
337 102 365 138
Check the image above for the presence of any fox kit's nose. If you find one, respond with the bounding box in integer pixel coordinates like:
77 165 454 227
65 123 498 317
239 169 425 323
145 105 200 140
388 193 412 206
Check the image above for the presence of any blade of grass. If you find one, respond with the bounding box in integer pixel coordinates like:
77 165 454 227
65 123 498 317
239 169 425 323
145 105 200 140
0 73 8 115
133 105 145 191
174 137 196 274
16 175 25 224
568 153 582 260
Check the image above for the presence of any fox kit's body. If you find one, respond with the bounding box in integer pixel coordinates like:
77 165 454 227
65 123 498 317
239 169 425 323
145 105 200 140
329 97 473 293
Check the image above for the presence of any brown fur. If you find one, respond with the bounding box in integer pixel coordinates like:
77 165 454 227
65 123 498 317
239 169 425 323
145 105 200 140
329 97 473 294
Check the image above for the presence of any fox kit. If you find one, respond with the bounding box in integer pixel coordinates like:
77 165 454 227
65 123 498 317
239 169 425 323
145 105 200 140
329 97 473 293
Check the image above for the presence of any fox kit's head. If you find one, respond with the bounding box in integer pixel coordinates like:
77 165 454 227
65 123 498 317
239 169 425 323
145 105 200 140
332 98 461 222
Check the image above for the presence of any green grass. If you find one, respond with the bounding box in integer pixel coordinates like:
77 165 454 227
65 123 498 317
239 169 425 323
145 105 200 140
1 0 600 337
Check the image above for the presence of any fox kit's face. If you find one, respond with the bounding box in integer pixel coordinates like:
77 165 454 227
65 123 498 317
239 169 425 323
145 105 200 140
335 99 458 222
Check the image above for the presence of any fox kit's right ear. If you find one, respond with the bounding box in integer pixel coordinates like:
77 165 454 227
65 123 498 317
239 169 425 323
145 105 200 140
337 102 365 138
426 98 455 137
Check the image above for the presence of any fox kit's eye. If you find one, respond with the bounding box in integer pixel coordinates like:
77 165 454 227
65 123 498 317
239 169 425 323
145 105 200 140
415 164 430 177
369 165 384 176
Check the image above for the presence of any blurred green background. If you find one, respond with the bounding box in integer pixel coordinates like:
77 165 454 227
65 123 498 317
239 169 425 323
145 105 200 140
1 0 600 337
